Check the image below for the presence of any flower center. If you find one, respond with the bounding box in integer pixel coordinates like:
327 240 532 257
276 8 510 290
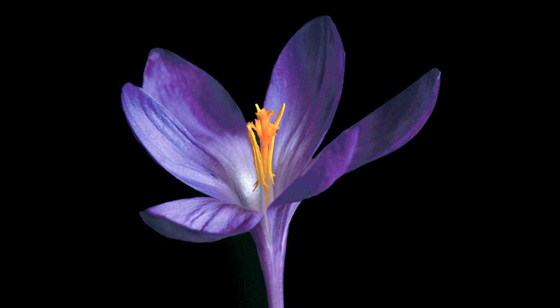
247 103 286 207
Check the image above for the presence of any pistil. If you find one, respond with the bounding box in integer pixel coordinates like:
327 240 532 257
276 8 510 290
247 103 285 206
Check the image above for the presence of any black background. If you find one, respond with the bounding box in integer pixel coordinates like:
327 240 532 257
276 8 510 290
24 4 527 307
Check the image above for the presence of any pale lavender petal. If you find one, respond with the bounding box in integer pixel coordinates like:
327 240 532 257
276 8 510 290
263 16 345 196
269 127 359 207
140 198 264 243
142 49 259 209
122 83 241 204
343 68 441 173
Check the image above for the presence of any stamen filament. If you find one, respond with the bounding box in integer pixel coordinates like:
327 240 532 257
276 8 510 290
274 103 285 126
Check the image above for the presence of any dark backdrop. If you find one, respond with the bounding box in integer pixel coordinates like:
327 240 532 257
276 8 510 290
39 4 512 307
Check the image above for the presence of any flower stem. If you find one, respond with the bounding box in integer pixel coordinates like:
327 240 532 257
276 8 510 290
251 219 286 308
260 244 284 308
250 202 299 308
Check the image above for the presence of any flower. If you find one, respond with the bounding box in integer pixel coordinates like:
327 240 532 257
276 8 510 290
122 16 440 308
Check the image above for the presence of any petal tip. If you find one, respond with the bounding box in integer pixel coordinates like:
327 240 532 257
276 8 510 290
429 68 441 82
315 15 334 23
317 16 340 35
147 48 182 66
121 82 139 105
121 82 136 93
148 47 167 58
303 15 339 34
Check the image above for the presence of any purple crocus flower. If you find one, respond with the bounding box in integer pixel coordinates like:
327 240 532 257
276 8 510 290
122 16 440 308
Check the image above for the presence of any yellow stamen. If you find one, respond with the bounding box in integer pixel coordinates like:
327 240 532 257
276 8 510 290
247 103 286 207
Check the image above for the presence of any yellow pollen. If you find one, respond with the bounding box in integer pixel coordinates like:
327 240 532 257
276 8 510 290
247 103 285 207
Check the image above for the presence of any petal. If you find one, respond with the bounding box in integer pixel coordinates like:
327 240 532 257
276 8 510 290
122 83 241 204
142 48 247 144
343 68 441 173
263 16 345 195
142 49 259 209
140 198 264 243
269 127 359 207
269 69 440 208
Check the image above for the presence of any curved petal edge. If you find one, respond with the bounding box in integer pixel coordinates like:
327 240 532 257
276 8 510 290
345 68 440 173
270 126 360 207
121 83 241 204
140 198 264 243
142 48 247 143
263 16 346 195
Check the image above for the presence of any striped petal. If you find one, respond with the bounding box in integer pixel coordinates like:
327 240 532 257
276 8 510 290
140 197 263 243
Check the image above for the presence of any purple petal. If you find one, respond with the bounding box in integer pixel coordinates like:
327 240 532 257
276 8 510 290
122 83 241 204
263 16 345 196
343 68 441 173
140 198 264 243
268 69 440 207
142 49 259 209
270 127 359 207
142 48 247 144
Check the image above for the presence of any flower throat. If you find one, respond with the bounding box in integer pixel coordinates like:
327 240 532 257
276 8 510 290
247 103 286 207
